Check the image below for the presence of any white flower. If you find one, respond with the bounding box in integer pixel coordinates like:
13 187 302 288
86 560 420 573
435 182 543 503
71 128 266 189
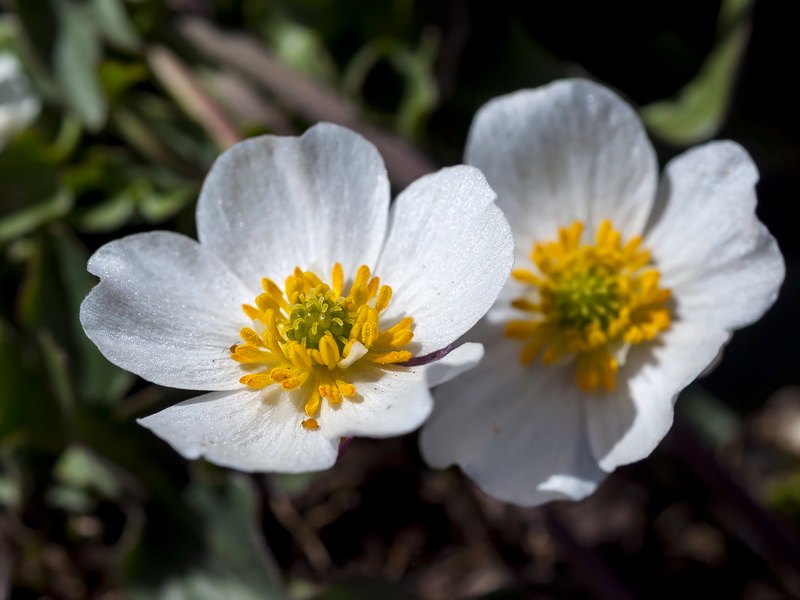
80 123 514 473
0 51 40 150
420 79 784 506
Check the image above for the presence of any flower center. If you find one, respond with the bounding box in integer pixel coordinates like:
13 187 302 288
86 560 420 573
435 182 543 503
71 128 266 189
229 263 414 430
552 268 621 331
505 220 671 392
285 292 354 352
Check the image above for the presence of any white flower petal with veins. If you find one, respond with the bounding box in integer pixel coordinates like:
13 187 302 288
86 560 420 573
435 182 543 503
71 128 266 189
466 79 658 246
421 325 606 505
196 123 390 291
377 166 515 355
321 343 485 440
584 321 730 472
646 141 785 330
138 387 340 473
80 232 254 391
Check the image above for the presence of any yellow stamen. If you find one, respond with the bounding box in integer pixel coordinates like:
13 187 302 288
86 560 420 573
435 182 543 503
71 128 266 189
288 343 313 371
510 298 539 312
230 264 416 428
366 350 412 364
240 373 272 388
332 263 344 297
230 345 272 364
305 388 321 416
319 372 342 403
506 219 671 392
511 269 541 286
367 276 380 300
354 265 371 288
335 376 356 397
375 285 392 312
240 327 265 347
318 334 340 369
361 320 378 348
280 374 308 390
256 293 281 313
350 284 369 307
242 304 265 323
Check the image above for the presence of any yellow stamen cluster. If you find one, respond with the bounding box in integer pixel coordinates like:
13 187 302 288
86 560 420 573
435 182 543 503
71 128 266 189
230 263 414 430
506 220 671 392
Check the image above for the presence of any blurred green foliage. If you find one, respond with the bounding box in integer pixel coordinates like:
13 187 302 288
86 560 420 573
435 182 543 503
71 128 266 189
641 0 753 145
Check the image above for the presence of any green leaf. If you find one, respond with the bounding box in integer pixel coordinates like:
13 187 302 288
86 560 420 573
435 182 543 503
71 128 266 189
45 484 94 512
53 445 123 498
342 34 439 139
75 189 136 232
640 0 753 145
13 0 58 81
52 0 107 130
0 321 30 444
389 31 439 139
91 0 141 51
0 188 72 244
99 59 148 101
126 475 286 600
74 401 187 506
136 181 195 223
0 469 22 509
266 17 337 85
37 330 76 431
50 115 84 162
14 227 132 406
111 105 196 175
0 319 66 453
0 130 69 243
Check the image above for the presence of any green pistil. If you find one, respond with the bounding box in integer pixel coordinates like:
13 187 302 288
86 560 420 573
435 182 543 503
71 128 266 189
552 268 620 330
285 292 354 352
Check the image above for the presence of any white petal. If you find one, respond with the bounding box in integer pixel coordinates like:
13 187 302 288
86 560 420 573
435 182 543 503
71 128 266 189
338 341 368 368
318 365 431 439
645 141 784 330
486 274 529 325
80 232 253 390
196 123 390 291
466 79 658 244
376 166 514 355
425 342 484 388
138 388 339 473
320 343 484 439
585 321 730 472
420 326 606 507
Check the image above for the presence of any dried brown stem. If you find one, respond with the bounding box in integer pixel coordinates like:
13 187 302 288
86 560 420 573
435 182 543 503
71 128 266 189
148 45 243 150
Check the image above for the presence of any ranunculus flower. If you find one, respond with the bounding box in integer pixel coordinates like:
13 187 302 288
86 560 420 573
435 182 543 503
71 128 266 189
81 123 514 473
420 79 784 506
